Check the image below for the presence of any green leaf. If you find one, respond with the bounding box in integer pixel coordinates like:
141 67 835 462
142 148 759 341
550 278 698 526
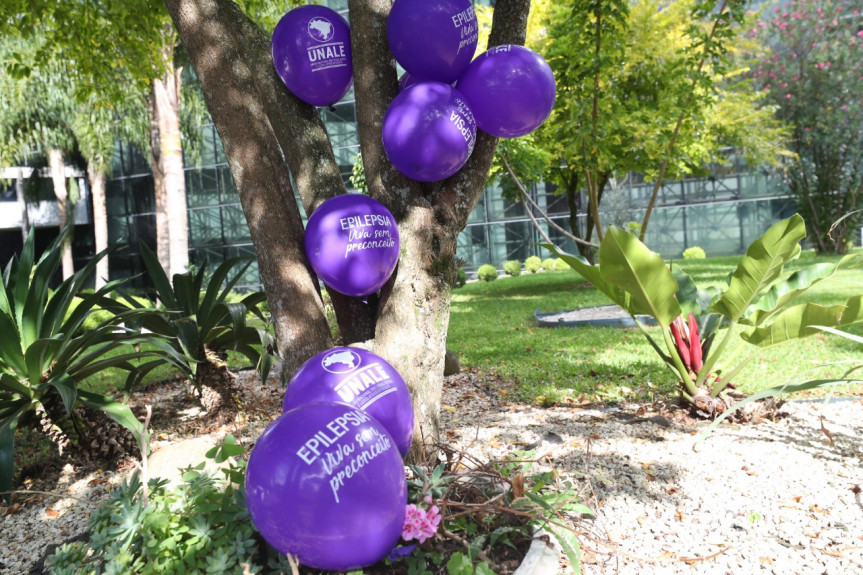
0 310 26 375
0 373 32 398
139 241 177 308
13 228 37 326
47 373 78 415
539 244 633 311
744 262 841 326
712 215 805 321
25 335 65 386
20 235 63 348
597 227 681 327
172 272 197 315
446 552 475 575
543 522 582 575
199 258 252 334
77 390 144 443
741 303 845 348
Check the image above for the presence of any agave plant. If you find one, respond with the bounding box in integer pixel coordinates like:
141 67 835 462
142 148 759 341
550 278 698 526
543 214 863 416
116 242 274 418
0 231 179 501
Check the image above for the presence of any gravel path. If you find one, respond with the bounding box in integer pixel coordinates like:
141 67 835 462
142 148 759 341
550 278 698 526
441 371 863 575
2 367 861 574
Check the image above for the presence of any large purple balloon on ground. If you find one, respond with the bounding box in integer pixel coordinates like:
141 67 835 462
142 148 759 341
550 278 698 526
246 402 407 571
305 194 400 297
456 45 556 138
283 347 414 457
387 0 478 83
382 81 477 182
272 5 353 107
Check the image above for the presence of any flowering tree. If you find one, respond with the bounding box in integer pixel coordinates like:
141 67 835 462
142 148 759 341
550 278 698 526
750 0 863 252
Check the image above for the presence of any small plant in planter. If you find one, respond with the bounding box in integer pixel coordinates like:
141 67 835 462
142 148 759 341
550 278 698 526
541 258 557 271
543 214 863 417
682 246 706 259
503 260 522 277
115 242 275 419
477 264 499 282
524 256 542 273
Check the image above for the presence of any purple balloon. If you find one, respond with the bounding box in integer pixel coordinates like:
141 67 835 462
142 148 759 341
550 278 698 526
305 194 400 297
272 5 353 107
283 347 414 457
246 402 407 571
387 0 478 83
382 81 477 182
456 45 557 138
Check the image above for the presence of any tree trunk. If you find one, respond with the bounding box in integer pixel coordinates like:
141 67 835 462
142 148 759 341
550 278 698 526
148 30 189 279
48 148 75 279
165 0 531 455
196 347 238 420
15 167 29 244
88 164 109 289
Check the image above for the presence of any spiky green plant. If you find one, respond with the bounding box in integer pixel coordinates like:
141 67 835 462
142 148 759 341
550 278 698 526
119 242 274 417
0 231 180 502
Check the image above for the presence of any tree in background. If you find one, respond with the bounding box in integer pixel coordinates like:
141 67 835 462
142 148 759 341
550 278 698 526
0 1 195 278
536 0 786 258
0 37 78 279
749 0 863 253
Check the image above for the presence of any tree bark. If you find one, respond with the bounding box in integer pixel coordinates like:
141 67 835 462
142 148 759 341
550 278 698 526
165 0 531 454
165 0 334 377
88 163 109 289
48 148 74 279
149 28 189 278
15 167 29 244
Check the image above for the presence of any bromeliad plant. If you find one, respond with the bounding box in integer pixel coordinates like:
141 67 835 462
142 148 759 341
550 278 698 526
116 242 274 417
544 214 863 416
0 231 179 502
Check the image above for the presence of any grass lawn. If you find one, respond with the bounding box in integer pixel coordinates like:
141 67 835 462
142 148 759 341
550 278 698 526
447 249 863 406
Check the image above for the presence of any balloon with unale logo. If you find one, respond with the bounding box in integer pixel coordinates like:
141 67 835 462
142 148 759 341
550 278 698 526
272 5 353 107
283 347 414 457
387 0 478 83
382 81 477 182
304 194 400 297
246 401 407 571
455 44 557 138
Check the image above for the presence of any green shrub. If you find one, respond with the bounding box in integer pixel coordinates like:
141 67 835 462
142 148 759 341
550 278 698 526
524 256 542 273
541 258 556 271
682 246 706 259
554 257 570 270
48 436 274 574
503 260 522 277
456 267 467 287
476 264 498 281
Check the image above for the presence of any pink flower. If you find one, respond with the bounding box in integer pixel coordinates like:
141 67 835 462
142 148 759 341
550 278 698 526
857 31 863 37
841 105 848 111
401 503 441 544
786 93 793 99
779 22 788 29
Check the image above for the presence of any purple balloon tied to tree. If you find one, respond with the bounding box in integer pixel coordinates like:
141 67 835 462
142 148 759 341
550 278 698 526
272 5 353 107
382 81 477 182
246 402 407 571
283 346 414 457
387 0 478 83
304 194 400 297
456 44 557 138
